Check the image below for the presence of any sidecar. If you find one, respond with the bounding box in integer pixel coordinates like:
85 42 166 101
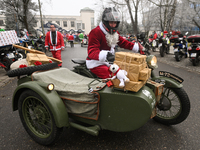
11 64 161 145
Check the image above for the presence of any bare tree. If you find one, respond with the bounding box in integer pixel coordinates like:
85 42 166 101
1 0 38 32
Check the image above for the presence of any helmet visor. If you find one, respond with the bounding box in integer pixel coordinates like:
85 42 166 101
103 9 121 22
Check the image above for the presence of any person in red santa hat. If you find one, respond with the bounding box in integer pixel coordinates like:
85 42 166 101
86 7 145 79
45 24 64 67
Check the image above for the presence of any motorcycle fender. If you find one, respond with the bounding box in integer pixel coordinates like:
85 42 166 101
151 76 183 88
12 81 69 128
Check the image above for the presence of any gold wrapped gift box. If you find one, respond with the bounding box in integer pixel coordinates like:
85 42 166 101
112 52 151 92
112 79 146 92
139 68 151 81
115 52 147 64
26 53 50 66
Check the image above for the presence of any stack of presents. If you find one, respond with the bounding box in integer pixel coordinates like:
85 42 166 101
26 53 50 65
112 52 151 92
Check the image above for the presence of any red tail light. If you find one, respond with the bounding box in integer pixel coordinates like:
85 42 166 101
188 47 192 51
196 47 200 50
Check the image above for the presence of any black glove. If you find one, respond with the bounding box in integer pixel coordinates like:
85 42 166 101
106 52 115 62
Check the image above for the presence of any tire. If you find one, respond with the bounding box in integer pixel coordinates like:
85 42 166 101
192 58 199 66
7 63 58 77
2 57 13 71
153 87 190 125
166 45 170 54
18 90 63 145
175 52 181 61
18 51 26 60
81 43 83 47
160 46 165 57
152 47 156 52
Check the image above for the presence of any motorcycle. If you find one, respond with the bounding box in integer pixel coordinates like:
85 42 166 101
137 34 151 55
187 34 200 66
30 36 46 53
7 53 190 146
0 46 13 71
81 38 88 47
159 35 171 57
173 32 188 61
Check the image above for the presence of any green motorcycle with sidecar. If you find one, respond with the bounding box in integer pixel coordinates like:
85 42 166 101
7 54 190 146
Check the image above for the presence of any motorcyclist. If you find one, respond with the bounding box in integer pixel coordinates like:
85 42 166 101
86 7 144 79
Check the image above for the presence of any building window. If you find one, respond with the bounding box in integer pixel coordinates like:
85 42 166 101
77 23 81 29
71 21 75 27
63 21 67 27
56 21 60 25
91 18 94 26
0 20 4 26
82 23 85 29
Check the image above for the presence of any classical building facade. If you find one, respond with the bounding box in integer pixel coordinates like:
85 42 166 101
0 7 95 34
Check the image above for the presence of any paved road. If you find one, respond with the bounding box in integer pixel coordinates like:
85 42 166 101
0 44 200 150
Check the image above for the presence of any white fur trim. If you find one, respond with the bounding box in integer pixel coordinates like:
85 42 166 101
86 60 110 69
132 42 139 52
99 50 108 62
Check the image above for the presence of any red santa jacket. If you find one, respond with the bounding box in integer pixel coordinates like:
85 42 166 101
86 22 143 69
153 33 157 40
68 35 74 41
45 31 64 51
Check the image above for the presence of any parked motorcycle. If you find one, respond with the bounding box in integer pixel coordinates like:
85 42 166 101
0 46 13 71
137 33 151 55
81 38 88 47
173 32 188 61
30 36 46 53
187 34 200 66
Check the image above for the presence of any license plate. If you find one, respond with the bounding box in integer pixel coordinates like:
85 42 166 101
159 43 162 47
7 53 15 58
191 53 197 57
153 40 156 46
174 48 178 52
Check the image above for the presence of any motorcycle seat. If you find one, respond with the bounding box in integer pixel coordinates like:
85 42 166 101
71 59 86 65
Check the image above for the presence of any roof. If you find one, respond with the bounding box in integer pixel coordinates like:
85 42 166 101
80 7 94 13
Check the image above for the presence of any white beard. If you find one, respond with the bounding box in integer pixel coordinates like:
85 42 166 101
105 32 119 47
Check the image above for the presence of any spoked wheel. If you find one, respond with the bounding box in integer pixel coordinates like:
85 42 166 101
160 46 165 57
18 90 63 145
153 87 190 125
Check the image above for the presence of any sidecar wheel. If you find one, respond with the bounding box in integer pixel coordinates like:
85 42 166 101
153 87 190 125
7 62 58 77
18 90 63 145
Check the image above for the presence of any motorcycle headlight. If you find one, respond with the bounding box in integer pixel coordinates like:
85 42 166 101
146 55 158 69
47 83 54 91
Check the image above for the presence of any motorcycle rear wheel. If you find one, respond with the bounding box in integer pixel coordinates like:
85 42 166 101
153 87 190 125
175 52 181 61
192 58 199 66
2 57 13 71
160 47 165 57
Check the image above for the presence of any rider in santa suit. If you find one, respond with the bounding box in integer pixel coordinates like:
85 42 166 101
45 24 64 67
86 7 144 79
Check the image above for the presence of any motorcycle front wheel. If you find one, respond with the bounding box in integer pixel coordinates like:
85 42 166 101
152 47 156 52
153 87 190 125
160 46 165 57
175 52 181 61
